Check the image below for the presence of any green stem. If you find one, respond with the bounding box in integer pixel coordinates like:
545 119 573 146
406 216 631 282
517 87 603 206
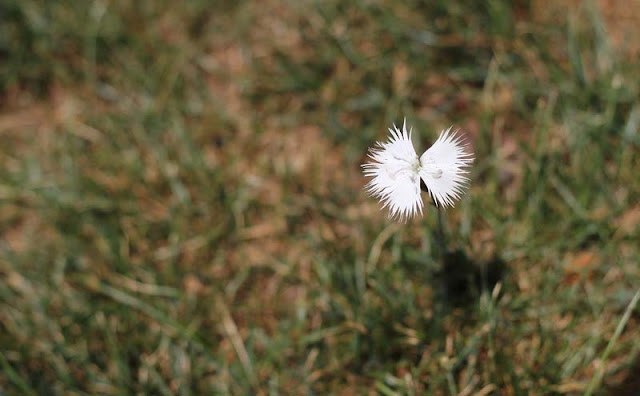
436 206 447 255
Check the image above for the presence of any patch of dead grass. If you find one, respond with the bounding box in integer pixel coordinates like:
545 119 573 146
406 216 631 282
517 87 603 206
532 0 640 59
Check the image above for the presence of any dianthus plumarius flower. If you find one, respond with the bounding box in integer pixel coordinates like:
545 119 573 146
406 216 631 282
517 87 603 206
362 120 474 221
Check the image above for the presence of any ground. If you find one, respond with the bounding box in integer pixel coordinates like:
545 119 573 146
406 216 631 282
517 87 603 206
0 0 639 394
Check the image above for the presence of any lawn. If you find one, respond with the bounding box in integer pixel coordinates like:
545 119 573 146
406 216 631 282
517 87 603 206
1 0 639 394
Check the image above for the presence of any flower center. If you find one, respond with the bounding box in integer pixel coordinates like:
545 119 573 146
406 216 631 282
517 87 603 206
386 154 419 180
421 156 443 179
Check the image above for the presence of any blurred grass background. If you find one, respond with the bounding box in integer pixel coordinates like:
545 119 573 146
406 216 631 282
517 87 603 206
1 0 639 394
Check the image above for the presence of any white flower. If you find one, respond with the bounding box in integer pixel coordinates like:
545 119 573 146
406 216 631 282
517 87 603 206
362 120 473 221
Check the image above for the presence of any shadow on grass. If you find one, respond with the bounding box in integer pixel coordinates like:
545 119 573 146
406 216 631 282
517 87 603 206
437 249 507 307
607 355 640 395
